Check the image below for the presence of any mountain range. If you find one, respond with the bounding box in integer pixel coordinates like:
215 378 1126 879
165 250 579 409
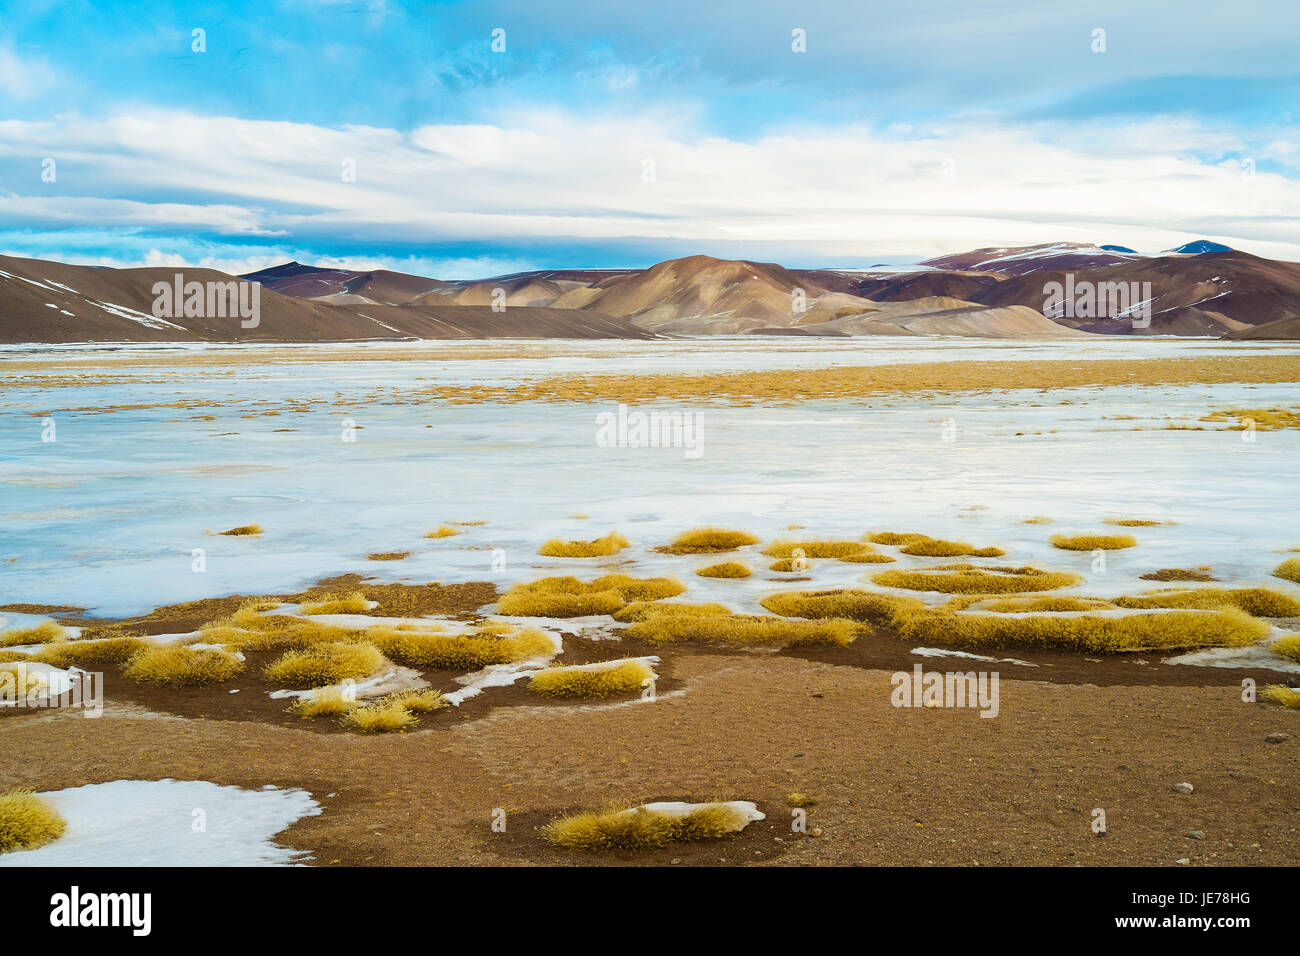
3 240 1298 343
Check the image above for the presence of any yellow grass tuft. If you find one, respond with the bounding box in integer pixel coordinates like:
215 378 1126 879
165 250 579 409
865 531 930 546
123 645 245 685
540 803 751 851
1202 407 1300 431
424 525 461 538
37 637 149 668
625 613 857 647
763 539 870 558
785 793 818 808
659 527 759 554
527 659 654 698
1269 634 1300 663
496 574 684 617
612 601 733 622
219 524 262 536
1050 533 1137 551
369 626 554 669
383 688 448 712
695 561 752 578
339 699 418 733
760 589 926 627
1141 568 1216 582
0 621 68 648
0 790 66 854
1114 587 1300 618
287 685 359 718
1104 518 1169 527
769 557 811 572
898 606 1267 653
838 551 896 563
1273 558 1300 584
1260 684 1300 708
262 642 385 688
1021 516 1054 525
299 591 370 615
366 551 410 561
977 596 1115 613
899 538 1005 558
872 564 1082 594
0 662 48 699
538 531 630 558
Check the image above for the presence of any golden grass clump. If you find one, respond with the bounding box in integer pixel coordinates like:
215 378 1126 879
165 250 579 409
0 621 68 648
760 589 926 627
763 539 869 559
540 803 751 851
538 531 630 558
770 557 811 572
369 626 554 669
977 596 1115 613
696 561 752 578
1104 518 1169 527
528 659 654 698
287 685 359 718
1268 634 1300 663
1141 568 1216 582
612 601 733 623
872 564 1082 594
898 538 1005 558
366 551 410 561
785 793 818 808
37 637 149 668
383 688 448 712
1050 533 1138 551
838 551 896 564
339 699 418 733
1202 407 1300 431
1022 516 1054 525
1260 684 1300 708
424 525 461 538
0 662 48 699
625 613 857 647
1113 587 1300 618
1273 558 1300 584
496 574 684 617
865 531 930 546
299 591 370 615
897 606 1267 653
0 790 66 854
659 527 759 554
123 645 245 686
219 524 262 536
216 618 370 652
263 642 385 688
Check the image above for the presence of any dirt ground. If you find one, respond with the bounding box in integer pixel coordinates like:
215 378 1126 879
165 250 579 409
3 621 1297 866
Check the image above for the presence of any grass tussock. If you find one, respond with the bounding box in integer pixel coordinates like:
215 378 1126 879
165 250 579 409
625 613 857 647
527 659 654 698
383 688 448 712
659 527 759 554
1202 407 1300 431
538 531 629 558
612 601 733 623
760 589 926 627
540 803 751 851
1273 558 1300 584
770 557 811 572
0 621 68 647
897 606 1267 653
1050 533 1138 551
37 637 149 668
695 561 752 578
1260 684 1300 708
366 551 410 561
872 564 1082 594
369 626 554 669
299 591 370 615
977 596 1116 613
287 685 359 718
838 551 896 564
219 524 262 536
1022 516 1054 525
763 539 870 559
1141 568 1216 582
0 790 66 854
262 642 385 688
785 793 818 808
1267 634 1300 663
0 662 48 699
898 537 1005 558
865 531 930 546
214 618 370 652
1113 587 1300 618
1104 518 1170 527
123 645 245 686
339 699 418 733
496 574 685 617
424 525 462 538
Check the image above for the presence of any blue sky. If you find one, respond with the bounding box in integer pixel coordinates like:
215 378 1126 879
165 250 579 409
1 0 1298 276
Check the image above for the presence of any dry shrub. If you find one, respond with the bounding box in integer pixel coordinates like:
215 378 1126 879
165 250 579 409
37 637 149 668
0 790 66 854
0 622 68 648
340 699 418 733
1273 558 1300 584
123 645 245 686
659 527 759 554
540 803 752 851
528 659 654 698
287 686 359 718
383 688 448 712
1269 634 1300 663
1260 684 1300 708
262 642 385 688
369 626 554 669
299 591 370 615
538 531 630 558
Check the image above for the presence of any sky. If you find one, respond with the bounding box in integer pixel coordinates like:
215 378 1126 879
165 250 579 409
0 0 1298 277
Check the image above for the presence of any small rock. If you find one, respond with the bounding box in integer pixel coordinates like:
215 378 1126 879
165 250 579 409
810 827 823 837
1188 830 1206 840
1265 732 1291 744
1173 782 1194 795
1175 858 1191 865
670 858 681 865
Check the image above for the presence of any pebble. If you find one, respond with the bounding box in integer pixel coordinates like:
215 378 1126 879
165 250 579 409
1175 858 1191 865
670 858 680 865
1173 782 1194 794
810 827 823 837
1188 830 1206 840
1265 732 1291 744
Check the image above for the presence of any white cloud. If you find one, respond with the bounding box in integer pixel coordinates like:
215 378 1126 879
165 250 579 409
0 44 57 100
1 107 1298 261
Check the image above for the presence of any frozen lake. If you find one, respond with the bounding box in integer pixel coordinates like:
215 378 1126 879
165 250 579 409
2 337 1297 618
